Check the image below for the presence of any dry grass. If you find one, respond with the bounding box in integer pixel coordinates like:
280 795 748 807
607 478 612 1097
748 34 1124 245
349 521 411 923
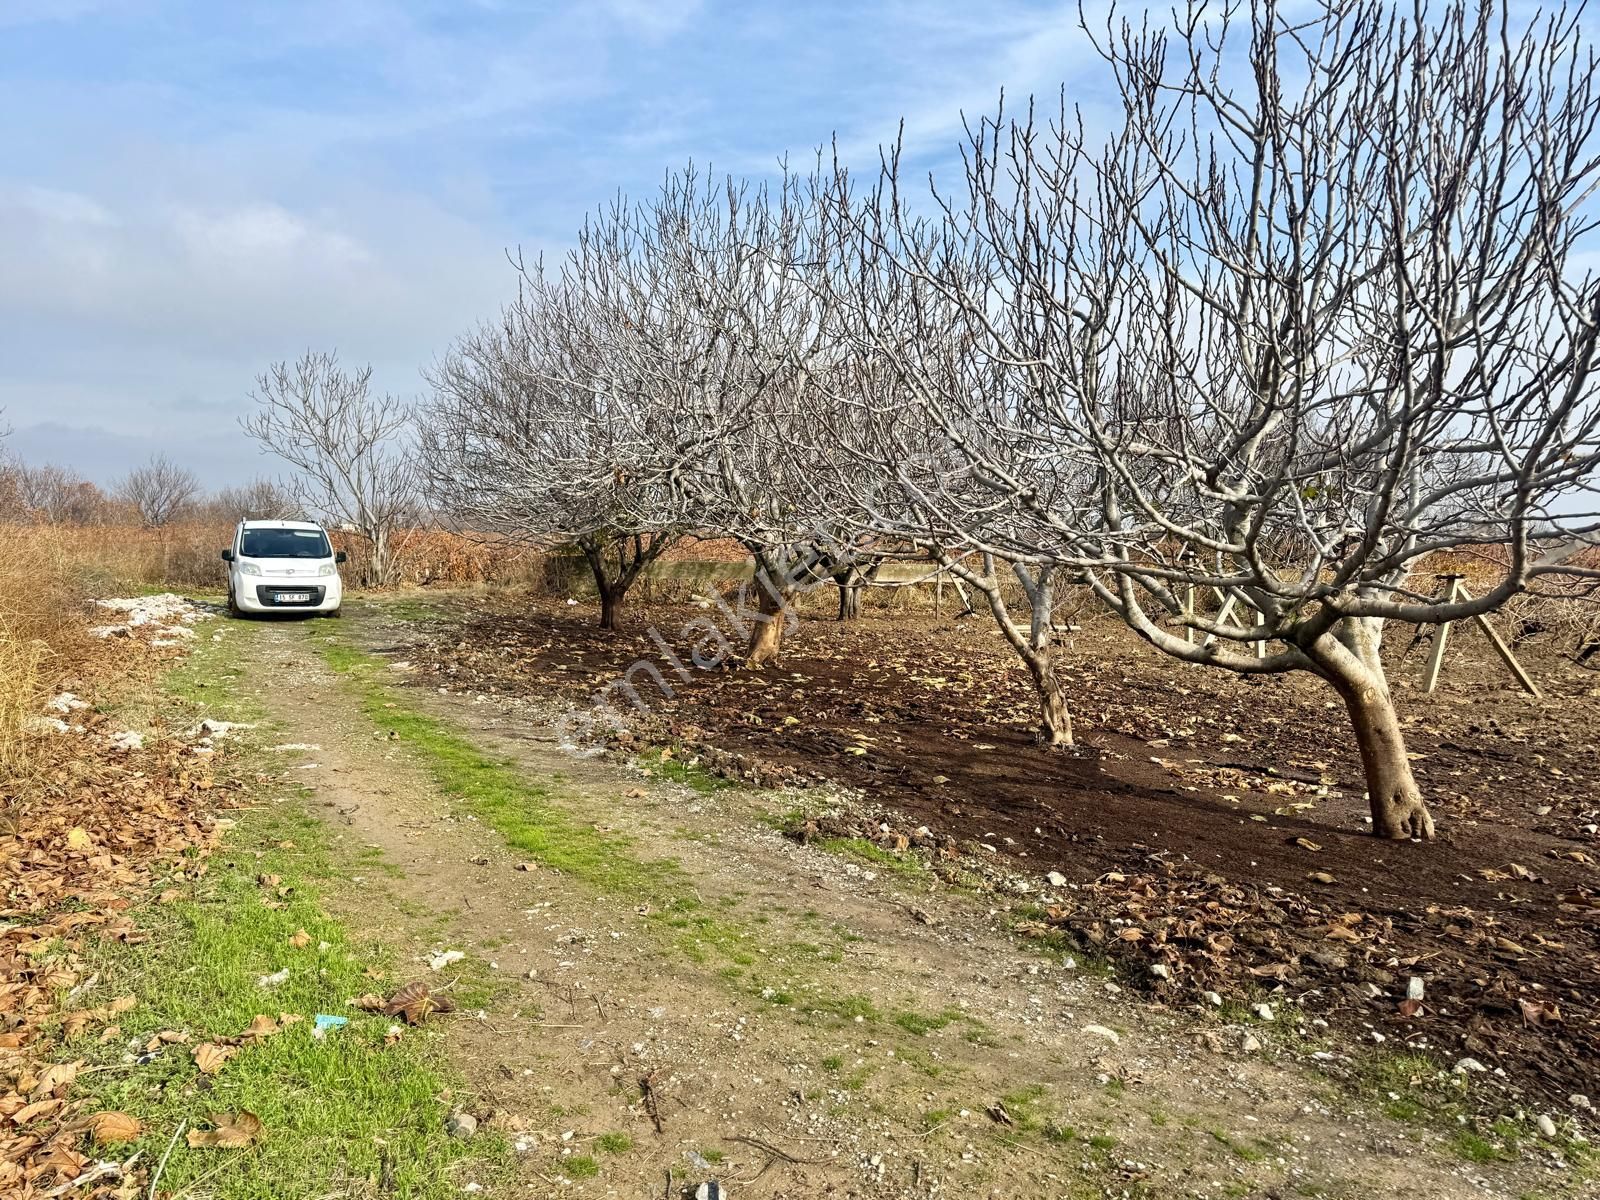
0 530 92 785
8 521 550 590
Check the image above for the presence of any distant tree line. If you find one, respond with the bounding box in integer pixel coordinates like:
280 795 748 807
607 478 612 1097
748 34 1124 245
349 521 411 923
0 454 301 528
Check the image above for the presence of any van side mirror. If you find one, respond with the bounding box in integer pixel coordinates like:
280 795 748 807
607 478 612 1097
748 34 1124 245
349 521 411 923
335 550 348 564
220 549 235 562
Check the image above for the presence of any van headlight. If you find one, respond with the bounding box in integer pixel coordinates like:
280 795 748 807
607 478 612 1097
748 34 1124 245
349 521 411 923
239 562 262 576
318 563 338 577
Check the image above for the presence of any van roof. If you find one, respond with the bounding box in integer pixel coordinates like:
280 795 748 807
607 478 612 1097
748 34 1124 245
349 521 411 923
239 519 323 530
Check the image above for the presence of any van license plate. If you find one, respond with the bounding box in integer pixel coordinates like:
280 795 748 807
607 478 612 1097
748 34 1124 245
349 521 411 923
277 593 311 603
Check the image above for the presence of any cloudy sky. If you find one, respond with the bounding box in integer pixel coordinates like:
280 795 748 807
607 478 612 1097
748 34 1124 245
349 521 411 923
0 0 1106 487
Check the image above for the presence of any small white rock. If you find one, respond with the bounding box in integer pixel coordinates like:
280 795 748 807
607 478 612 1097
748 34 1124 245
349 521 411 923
1538 1115 1558 1138
1083 1024 1121 1044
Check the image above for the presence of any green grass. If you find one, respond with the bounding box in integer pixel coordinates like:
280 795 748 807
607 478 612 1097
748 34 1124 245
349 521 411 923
52 624 512 1198
816 836 929 877
319 641 696 907
315 638 893 999
892 1007 960 1036
565 1155 600 1178
1450 1130 1505 1164
636 746 732 794
371 596 449 623
594 1131 633 1154
75 804 503 1198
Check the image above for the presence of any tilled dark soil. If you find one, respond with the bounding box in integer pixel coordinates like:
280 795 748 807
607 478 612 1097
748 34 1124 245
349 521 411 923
387 592 1600 1110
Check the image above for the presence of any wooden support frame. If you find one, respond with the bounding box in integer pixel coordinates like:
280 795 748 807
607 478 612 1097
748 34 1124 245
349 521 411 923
1192 587 1269 658
1420 574 1541 697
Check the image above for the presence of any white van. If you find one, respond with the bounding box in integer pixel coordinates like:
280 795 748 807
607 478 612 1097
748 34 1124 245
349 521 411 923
222 520 346 617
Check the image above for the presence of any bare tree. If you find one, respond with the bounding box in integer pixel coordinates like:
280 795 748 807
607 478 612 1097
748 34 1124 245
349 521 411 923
115 454 199 528
244 352 420 587
0 462 117 526
826 0 1600 835
206 478 303 524
525 164 869 663
422 301 682 630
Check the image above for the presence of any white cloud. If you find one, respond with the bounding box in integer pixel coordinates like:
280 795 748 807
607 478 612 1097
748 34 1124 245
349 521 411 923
597 0 704 40
170 203 371 267
6 184 118 227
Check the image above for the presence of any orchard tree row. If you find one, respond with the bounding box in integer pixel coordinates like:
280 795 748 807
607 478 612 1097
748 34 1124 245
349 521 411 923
407 0 1600 842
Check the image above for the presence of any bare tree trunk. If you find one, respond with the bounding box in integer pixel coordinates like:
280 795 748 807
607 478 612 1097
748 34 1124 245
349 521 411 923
1028 651 1073 746
582 543 624 631
1308 620 1434 840
746 582 789 666
957 555 1075 747
368 526 393 588
835 576 862 621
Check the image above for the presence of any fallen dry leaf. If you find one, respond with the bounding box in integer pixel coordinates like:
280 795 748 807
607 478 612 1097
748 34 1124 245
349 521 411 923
382 981 455 1025
193 1042 236 1075
240 1015 280 1040
186 1110 265 1149
32 1061 80 1098
288 929 311 949
87 1111 142 1144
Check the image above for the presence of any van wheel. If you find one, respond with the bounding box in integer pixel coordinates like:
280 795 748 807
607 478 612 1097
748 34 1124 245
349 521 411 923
324 608 342 619
227 591 241 618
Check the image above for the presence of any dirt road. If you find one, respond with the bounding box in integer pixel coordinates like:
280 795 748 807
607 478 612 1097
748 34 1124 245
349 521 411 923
220 609 1575 1199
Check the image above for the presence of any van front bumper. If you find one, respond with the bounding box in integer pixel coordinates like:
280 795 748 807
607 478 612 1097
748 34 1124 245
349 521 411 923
234 578 342 613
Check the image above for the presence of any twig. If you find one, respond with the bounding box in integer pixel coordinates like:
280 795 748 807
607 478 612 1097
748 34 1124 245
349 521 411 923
639 1071 664 1134
149 1119 185 1200
725 1134 829 1165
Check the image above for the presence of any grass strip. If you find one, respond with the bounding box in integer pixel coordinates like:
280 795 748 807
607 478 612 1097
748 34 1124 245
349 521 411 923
66 623 505 1199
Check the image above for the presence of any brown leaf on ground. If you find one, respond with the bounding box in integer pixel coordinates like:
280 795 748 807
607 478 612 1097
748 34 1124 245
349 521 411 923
12 1098 64 1124
192 1042 236 1075
186 1110 264 1149
32 1061 80 1098
287 929 311 949
87 1111 142 1144
145 1030 189 1051
1519 997 1562 1025
352 993 386 1011
382 981 455 1025
239 1015 280 1040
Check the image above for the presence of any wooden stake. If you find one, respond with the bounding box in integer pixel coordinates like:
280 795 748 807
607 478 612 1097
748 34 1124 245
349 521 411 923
1461 583 1542 698
1420 576 1461 694
1420 575 1541 698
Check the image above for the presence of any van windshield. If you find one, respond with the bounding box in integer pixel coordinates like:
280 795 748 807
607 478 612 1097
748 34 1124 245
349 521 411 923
240 528 331 559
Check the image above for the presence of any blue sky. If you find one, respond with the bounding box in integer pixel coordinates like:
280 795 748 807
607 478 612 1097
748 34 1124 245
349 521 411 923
0 0 1104 487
